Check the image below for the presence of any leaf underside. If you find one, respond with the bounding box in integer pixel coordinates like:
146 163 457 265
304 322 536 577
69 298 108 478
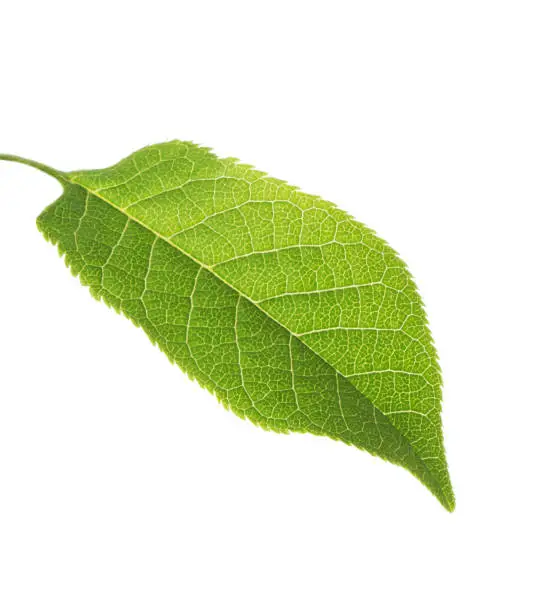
8 141 454 509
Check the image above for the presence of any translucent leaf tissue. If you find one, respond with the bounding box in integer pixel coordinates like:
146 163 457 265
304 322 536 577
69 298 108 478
0 142 455 510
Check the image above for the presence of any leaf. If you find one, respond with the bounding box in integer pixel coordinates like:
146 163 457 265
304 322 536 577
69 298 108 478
0 142 454 510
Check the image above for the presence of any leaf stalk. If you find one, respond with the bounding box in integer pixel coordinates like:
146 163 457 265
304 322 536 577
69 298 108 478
0 154 67 184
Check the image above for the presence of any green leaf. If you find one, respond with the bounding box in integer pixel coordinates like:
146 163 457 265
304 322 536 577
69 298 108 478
1 142 454 510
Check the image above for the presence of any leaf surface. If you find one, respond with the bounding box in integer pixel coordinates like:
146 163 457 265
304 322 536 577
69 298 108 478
1 142 454 510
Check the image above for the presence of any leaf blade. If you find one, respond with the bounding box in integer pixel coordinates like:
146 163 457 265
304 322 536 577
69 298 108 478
34 141 453 510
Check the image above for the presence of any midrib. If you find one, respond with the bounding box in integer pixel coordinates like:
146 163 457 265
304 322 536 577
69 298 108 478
70 176 447 505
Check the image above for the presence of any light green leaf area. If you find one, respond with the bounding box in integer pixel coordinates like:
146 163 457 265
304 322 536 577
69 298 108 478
2 142 454 510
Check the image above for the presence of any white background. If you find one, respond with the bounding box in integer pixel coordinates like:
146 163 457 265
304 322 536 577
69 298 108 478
1 1 545 610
